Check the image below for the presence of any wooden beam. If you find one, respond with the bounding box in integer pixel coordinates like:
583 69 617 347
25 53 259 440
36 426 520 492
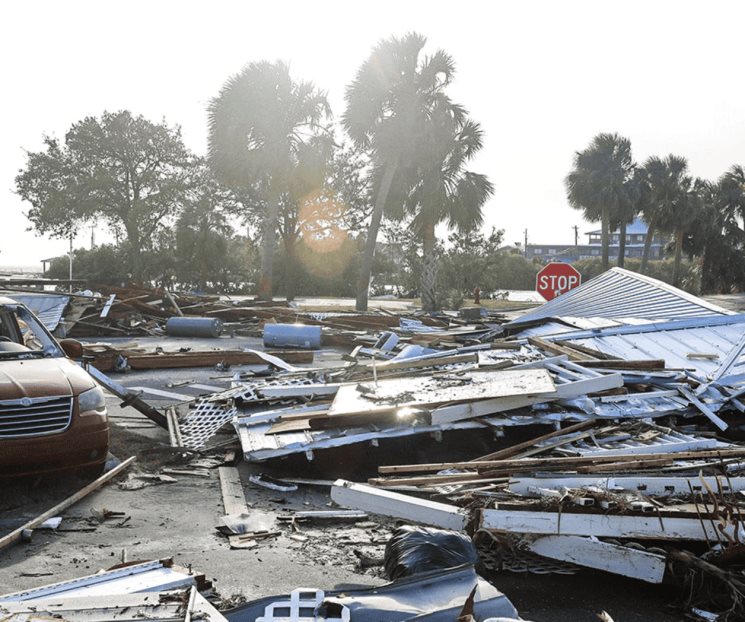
479 507 735 541
582 359 666 371
125 350 313 370
87 365 168 428
0 457 135 552
377 447 745 476
218 466 249 517
527 336 591 361
526 535 667 583
331 479 467 531
509 475 745 497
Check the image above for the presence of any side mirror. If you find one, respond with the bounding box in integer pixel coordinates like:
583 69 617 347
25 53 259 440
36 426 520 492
59 338 83 359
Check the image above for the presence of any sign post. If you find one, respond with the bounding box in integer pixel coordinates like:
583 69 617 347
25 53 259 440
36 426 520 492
536 262 582 301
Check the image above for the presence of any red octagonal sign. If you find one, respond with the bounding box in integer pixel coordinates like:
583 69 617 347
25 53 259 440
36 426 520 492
536 262 582 301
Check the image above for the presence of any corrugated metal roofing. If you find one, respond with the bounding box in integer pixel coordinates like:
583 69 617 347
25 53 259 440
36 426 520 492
514 316 656 338
6 293 70 331
546 314 745 378
510 268 731 326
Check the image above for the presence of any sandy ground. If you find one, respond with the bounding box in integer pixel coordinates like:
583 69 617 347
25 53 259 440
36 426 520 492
0 339 686 620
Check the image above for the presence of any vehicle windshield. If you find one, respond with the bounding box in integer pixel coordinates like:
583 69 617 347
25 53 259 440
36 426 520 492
0 304 64 359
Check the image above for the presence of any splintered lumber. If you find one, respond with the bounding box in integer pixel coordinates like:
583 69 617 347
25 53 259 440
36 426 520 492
376 447 745 476
331 479 467 530
0 456 135 552
527 336 593 361
473 420 598 462
526 535 667 583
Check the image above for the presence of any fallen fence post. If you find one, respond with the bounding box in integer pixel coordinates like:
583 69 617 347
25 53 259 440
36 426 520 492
86 364 168 428
0 456 136 552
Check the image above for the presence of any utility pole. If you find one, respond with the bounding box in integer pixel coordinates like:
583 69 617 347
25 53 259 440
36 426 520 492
523 229 528 257
573 225 579 247
68 234 73 294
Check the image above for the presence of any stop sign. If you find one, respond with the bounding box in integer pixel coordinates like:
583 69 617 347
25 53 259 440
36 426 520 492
536 262 582 301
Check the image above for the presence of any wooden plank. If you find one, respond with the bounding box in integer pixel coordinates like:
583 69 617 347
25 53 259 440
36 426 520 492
218 466 249 517
527 336 591 361
372 352 478 372
679 386 729 431
473 420 598 462
86 365 168 428
377 447 745 476
164 289 183 317
431 373 623 425
509 475 745 497
581 359 666 371
99 294 117 319
259 384 341 399
0 457 135 552
527 535 667 583
331 479 467 531
479 507 735 541
369 472 482 487
124 350 313 370
575 458 674 472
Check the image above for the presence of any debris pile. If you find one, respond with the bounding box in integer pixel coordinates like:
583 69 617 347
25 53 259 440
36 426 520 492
5 267 745 621
170 268 745 619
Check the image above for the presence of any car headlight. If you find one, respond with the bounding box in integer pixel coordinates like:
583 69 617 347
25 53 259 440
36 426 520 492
78 386 107 417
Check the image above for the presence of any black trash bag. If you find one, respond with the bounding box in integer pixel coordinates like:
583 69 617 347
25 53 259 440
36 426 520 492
383 525 479 580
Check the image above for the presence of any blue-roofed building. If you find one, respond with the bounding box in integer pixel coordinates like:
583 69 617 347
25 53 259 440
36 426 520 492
526 218 667 263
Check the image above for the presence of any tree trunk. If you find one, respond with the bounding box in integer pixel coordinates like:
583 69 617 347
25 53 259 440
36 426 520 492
125 223 144 284
601 208 610 270
640 216 657 274
617 220 627 268
672 228 684 287
283 237 299 302
420 219 438 312
257 194 281 301
356 162 397 312
700 248 715 295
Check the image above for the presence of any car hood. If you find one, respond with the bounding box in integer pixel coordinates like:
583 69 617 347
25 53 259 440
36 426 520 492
0 357 96 399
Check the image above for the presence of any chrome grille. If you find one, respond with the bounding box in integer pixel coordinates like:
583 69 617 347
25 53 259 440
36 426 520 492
0 396 73 437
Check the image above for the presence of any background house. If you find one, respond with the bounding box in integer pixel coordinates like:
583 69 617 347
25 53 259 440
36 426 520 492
525 218 666 263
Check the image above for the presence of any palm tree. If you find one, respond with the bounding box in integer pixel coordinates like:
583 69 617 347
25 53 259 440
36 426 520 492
643 155 695 285
718 165 745 226
343 33 463 311
611 166 646 268
400 102 493 311
687 166 745 294
208 61 330 301
565 133 635 270
639 157 665 273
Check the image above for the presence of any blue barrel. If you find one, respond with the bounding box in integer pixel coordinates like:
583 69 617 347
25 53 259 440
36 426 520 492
263 323 322 349
165 317 223 338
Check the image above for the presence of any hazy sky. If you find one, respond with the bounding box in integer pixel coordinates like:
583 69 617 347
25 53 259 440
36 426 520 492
3 0 745 268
